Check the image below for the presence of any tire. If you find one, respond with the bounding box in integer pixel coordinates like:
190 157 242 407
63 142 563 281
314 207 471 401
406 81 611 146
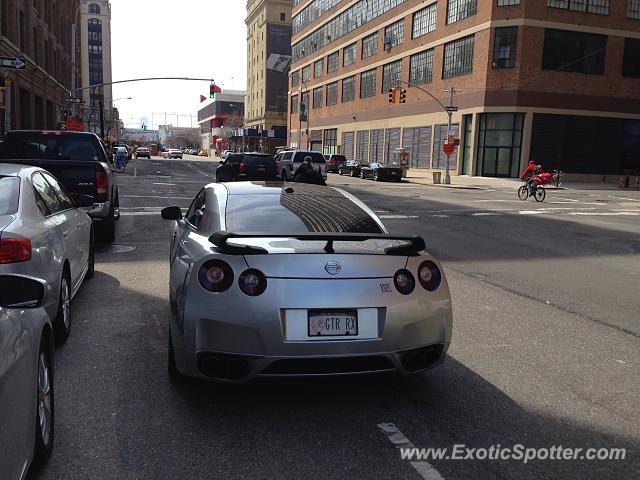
281 170 288 181
359 171 365 179
555 173 562 188
53 273 71 345
113 193 120 221
86 229 95 280
517 185 529 201
98 203 116 242
534 187 546 202
33 335 54 467
168 331 185 383
338 170 343 176
374 171 379 182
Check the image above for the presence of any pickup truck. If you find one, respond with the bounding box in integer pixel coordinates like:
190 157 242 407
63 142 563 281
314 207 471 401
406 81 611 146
0 130 120 241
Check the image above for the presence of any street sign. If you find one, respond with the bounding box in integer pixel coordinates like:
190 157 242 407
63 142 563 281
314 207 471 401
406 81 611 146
445 106 458 113
0 56 27 70
443 143 456 157
65 97 82 104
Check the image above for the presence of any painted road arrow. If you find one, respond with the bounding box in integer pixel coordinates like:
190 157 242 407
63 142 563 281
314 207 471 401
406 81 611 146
0 56 27 70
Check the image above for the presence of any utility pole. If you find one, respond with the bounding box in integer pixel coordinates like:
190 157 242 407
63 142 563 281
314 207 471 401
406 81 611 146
444 87 461 184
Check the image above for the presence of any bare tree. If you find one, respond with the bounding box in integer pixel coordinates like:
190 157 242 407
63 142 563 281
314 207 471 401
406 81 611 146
222 112 244 151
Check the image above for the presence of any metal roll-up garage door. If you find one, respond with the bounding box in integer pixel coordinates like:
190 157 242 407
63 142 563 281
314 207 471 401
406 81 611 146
342 131 355 159
356 130 369 163
402 126 432 168
369 129 384 163
384 128 401 162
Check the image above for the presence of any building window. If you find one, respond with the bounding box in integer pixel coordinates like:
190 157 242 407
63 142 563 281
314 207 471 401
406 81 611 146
292 0 408 61
293 0 341 34
89 3 101 14
323 129 338 155
547 0 609 15
362 32 378 59
291 70 300 87
443 35 475 78
313 87 323 108
447 0 477 24
343 43 356 66
326 82 338 106
382 60 402 93
413 3 437 39
314 58 324 78
493 27 518 68
88 18 104 86
629 0 640 19
360 69 377 98
384 19 404 49
498 0 520 5
280 12 286 21
291 95 299 113
342 76 355 102
327 51 339 73
410 49 434 85
301 91 309 116
623 38 640 77
542 29 607 75
302 65 311 82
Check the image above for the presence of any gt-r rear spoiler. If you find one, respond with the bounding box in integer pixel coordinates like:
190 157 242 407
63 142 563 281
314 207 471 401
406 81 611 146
209 231 426 256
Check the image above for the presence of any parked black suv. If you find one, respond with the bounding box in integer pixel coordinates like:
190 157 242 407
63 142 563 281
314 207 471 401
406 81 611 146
216 153 278 182
0 130 120 241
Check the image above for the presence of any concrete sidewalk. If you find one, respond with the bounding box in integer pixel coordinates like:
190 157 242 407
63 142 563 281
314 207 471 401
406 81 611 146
403 171 640 192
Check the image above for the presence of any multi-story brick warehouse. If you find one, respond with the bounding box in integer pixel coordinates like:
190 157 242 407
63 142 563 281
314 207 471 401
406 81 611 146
0 0 81 138
287 0 640 179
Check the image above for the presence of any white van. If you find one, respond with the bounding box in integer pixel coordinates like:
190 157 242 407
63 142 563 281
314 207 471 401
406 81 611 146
274 150 327 181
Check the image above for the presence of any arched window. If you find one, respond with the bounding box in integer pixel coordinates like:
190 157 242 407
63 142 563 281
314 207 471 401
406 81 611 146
89 3 101 14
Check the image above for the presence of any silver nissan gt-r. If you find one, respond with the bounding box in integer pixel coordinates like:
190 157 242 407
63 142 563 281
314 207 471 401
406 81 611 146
161 182 452 383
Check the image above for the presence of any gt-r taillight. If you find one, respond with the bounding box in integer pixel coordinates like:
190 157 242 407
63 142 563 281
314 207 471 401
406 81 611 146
0 238 32 264
96 166 108 200
394 269 415 295
418 261 442 292
198 260 234 292
238 269 267 296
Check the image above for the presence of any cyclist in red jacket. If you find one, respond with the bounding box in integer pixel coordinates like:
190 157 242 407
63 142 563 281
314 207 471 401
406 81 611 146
520 160 538 195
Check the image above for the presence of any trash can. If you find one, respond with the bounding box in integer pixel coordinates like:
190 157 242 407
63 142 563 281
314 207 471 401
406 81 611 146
433 171 442 184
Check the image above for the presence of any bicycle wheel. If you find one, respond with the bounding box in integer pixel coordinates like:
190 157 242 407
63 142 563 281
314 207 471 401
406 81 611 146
555 172 562 187
518 185 529 200
534 187 546 202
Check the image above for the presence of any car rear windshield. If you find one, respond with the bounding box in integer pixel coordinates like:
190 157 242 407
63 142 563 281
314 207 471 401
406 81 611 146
0 177 20 215
331 155 347 163
293 152 325 163
225 188 383 234
243 155 274 167
1 133 103 161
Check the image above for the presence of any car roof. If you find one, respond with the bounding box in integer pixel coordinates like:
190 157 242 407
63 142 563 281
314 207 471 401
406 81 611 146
0 163 38 176
206 181 334 196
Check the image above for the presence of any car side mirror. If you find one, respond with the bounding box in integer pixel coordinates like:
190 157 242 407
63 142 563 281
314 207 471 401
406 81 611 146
0 276 46 308
74 194 95 208
161 206 182 220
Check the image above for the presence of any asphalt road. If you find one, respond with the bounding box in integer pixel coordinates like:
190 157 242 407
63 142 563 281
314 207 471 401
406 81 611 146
33 156 640 480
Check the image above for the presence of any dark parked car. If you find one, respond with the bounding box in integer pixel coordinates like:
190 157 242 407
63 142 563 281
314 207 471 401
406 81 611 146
324 154 347 173
135 147 150 159
338 159 363 177
360 162 403 182
216 152 278 182
0 130 120 241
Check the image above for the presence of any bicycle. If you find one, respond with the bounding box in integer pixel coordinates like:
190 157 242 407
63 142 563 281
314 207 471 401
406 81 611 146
553 170 563 187
518 183 546 202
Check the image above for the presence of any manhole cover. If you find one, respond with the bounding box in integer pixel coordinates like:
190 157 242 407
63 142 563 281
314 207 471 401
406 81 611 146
100 244 136 254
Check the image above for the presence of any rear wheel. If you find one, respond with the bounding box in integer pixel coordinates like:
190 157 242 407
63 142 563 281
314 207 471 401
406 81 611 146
555 172 562 187
338 169 343 176
517 185 529 201
53 273 71 344
168 331 185 383
33 335 54 467
98 208 116 242
350 169 356 177
374 171 379 181
360 171 365 179
534 187 546 202
113 193 120 220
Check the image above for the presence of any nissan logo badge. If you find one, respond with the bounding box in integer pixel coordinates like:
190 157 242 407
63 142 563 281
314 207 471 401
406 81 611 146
325 261 341 275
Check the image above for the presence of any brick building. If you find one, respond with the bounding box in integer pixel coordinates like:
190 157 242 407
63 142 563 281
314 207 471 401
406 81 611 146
1 0 81 138
288 0 640 179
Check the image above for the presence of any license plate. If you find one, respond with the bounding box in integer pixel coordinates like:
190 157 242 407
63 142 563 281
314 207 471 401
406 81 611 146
256 166 265 172
308 310 358 337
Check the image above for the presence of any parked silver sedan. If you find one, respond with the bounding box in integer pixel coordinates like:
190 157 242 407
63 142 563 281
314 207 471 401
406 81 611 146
0 279 54 479
161 182 452 383
0 164 94 345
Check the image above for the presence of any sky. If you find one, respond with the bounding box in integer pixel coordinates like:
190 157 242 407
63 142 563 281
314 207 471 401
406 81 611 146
110 0 247 130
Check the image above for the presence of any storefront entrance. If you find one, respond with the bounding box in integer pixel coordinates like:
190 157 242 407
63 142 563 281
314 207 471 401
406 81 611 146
476 113 524 178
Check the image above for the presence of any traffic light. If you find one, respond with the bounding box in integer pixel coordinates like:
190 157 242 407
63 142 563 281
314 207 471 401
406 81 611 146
388 88 397 104
399 89 407 103
209 83 216 98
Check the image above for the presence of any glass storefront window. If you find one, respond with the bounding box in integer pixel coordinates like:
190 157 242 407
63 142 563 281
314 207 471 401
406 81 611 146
476 113 524 178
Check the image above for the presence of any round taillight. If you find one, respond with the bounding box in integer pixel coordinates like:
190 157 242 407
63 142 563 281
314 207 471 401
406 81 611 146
239 269 267 296
198 260 234 292
418 261 442 292
394 269 415 295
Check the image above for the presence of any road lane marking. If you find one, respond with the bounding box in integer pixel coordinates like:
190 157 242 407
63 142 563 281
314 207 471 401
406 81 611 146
471 212 500 216
565 212 639 216
153 182 177 186
608 195 640 202
518 211 545 215
378 423 445 480
379 215 419 219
